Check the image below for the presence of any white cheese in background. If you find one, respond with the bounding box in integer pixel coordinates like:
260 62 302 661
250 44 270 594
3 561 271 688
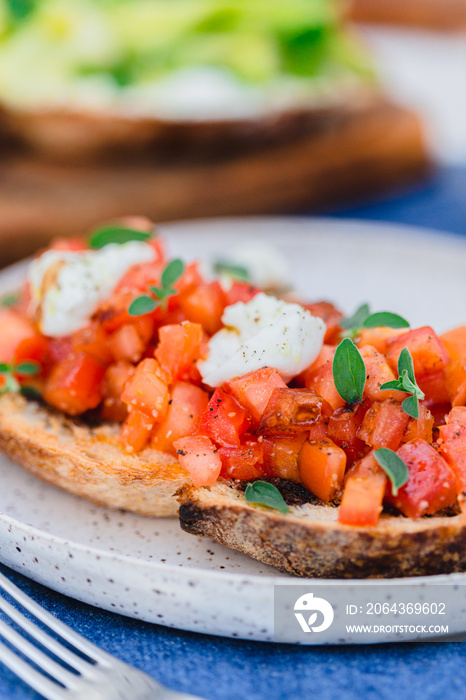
216 240 292 291
199 292 326 387
28 241 156 337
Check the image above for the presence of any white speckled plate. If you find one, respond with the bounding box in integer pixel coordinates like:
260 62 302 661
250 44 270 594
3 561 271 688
2 217 466 645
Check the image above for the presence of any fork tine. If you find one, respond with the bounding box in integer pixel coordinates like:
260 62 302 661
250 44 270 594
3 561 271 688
0 616 79 688
0 638 67 700
0 592 93 675
0 571 111 665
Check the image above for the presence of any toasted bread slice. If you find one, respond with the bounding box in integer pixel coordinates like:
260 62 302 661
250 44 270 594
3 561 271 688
178 480 466 578
0 393 186 516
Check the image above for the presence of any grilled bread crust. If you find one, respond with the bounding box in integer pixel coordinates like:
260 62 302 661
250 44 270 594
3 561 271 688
0 393 186 516
178 481 466 578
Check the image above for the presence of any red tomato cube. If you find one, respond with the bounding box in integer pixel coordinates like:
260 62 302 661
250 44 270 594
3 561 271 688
151 381 209 452
199 387 250 447
358 399 409 451
385 439 456 518
43 353 106 416
227 367 287 424
173 435 222 487
385 326 449 376
299 438 346 503
120 358 169 420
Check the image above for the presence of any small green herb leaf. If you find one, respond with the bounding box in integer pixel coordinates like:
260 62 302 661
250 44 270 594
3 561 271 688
245 481 289 514
128 295 158 317
161 258 184 289
0 292 19 308
213 261 250 282
0 363 10 373
363 312 410 329
340 303 370 331
374 447 409 496
333 338 366 404
402 395 420 419
15 361 40 376
398 347 415 381
89 225 152 249
128 259 185 316
379 347 424 418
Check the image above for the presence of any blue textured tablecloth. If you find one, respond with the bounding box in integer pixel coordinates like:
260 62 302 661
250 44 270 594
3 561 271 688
2 166 466 700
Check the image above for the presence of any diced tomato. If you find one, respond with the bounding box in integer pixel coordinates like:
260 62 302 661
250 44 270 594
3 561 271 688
43 353 106 415
258 387 327 435
173 262 203 297
0 309 35 363
357 327 404 355
199 387 249 448
440 326 466 362
385 439 456 518
327 400 371 466
359 345 407 403
299 438 346 503
178 281 226 335
115 260 164 294
438 407 466 512
307 415 330 441
338 453 386 526
48 336 73 364
218 437 264 480
119 409 154 453
227 367 287 424
424 400 450 428
155 321 204 383
304 358 346 412
444 359 466 407
151 382 209 452
173 435 222 487
417 368 450 403
49 236 86 251
402 404 434 444
304 301 343 344
102 361 135 422
94 290 141 333
108 324 145 363
120 358 169 420
385 326 450 376
298 344 335 387
358 399 410 451
224 282 258 307
262 432 308 481
72 323 113 365
14 335 50 370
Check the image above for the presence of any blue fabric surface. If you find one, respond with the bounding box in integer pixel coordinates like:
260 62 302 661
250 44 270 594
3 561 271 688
1 166 466 700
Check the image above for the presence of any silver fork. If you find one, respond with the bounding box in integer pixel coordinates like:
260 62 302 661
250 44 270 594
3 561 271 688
0 570 204 700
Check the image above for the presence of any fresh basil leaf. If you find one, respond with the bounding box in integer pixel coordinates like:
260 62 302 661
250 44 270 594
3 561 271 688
398 347 415 383
333 338 366 404
340 303 370 331
213 261 250 282
89 225 152 249
245 481 289 514
363 312 410 330
0 363 11 373
0 292 19 308
128 295 158 317
402 395 420 419
374 447 409 496
161 259 184 289
15 361 40 376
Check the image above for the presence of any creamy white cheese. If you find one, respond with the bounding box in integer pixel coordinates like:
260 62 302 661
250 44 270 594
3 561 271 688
199 293 326 387
28 241 156 337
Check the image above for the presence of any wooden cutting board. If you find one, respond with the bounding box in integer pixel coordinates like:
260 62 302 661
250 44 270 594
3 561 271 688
350 0 466 29
0 99 428 267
